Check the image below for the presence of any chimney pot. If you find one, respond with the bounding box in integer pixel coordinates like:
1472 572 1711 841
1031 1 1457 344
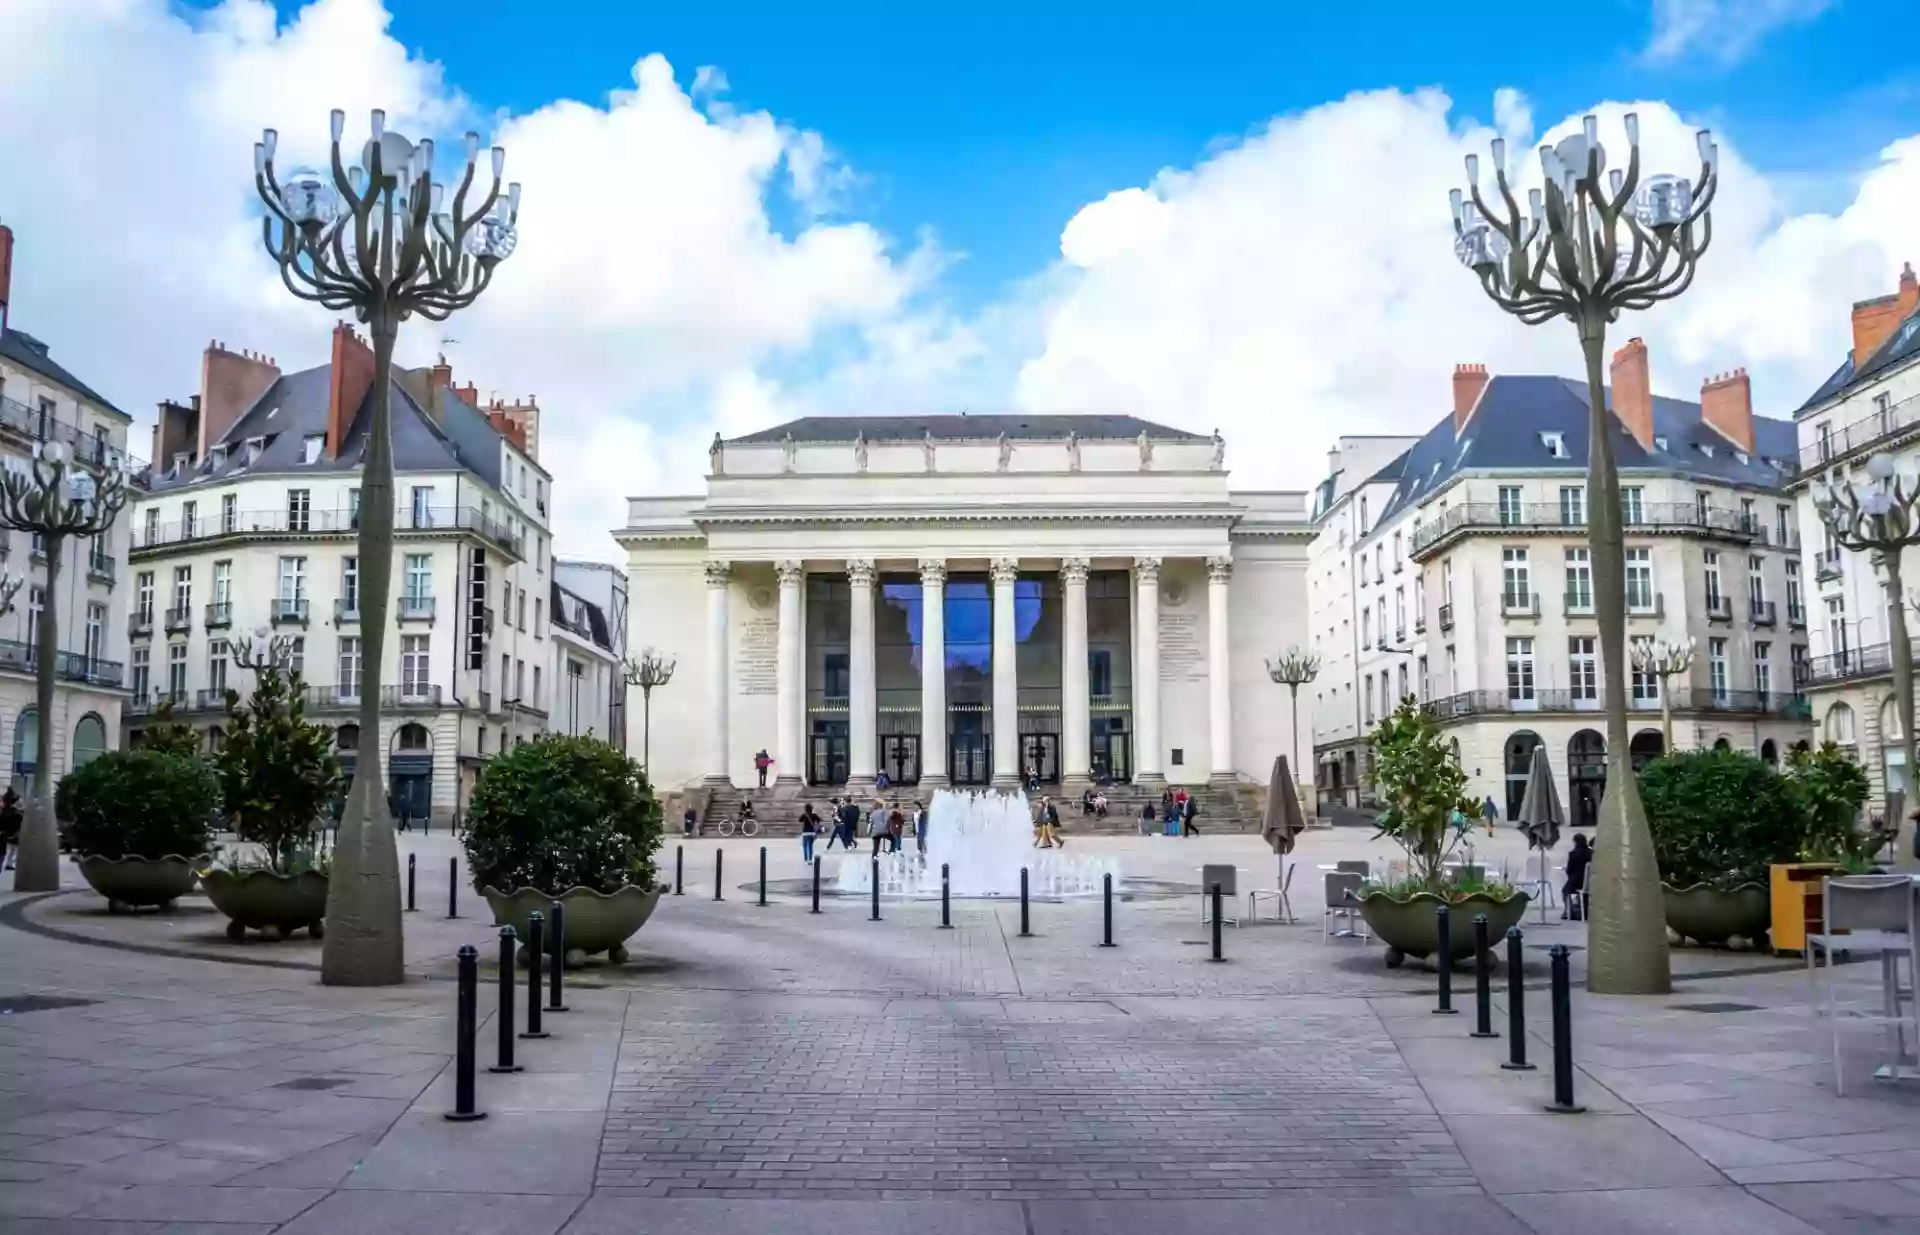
1452 363 1491 436
1609 337 1655 451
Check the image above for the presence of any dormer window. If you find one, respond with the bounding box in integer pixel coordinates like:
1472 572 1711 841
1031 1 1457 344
1540 432 1567 458
245 437 265 465
209 445 227 468
1653 436 1668 451
1699 443 1715 458
171 453 190 476
302 434 323 464
1733 450 1749 465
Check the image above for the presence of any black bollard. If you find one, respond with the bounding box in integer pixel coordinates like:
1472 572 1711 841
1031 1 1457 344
811 856 821 914
1545 944 1585 1113
1209 883 1225 962
547 901 569 1013
1019 867 1031 937
674 845 684 895
870 858 881 921
1470 914 1497 1038
521 912 548 1040
1434 904 1458 1014
1100 872 1115 947
1502 927 1535 1071
490 927 521 1073
406 853 417 913
444 945 485 1121
758 846 768 908
939 862 952 929
448 858 459 919
714 849 724 901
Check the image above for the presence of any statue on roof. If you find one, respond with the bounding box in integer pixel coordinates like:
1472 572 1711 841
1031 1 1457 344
922 427 937 473
781 432 797 474
1066 429 1081 472
1211 428 1225 471
1137 429 1154 471
853 429 869 474
996 431 1012 472
709 431 725 477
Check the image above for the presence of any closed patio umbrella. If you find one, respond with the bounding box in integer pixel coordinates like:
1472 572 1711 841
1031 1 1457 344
1515 744 1564 922
1262 755 1308 922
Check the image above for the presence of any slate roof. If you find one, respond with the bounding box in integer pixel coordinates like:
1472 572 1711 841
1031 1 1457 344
550 580 612 652
1367 374 1795 534
1796 308 1920 414
728 414 1209 444
0 329 125 417
143 361 512 493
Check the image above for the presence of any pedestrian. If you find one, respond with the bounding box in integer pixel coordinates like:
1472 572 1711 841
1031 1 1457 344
822 798 843 850
1481 795 1500 835
754 749 773 789
887 800 905 853
798 803 819 864
1563 833 1593 921
876 770 891 793
740 799 757 831
1140 800 1157 837
1162 795 1180 837
1039 795 1063 848
1181 791 1200 837
0 786 19 871
397 798 412 834
913 799 928 856
868 799 890 857
838 796 861 851
682 804 698 837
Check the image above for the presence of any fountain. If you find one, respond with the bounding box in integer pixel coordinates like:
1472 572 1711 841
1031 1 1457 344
833 788 1121 899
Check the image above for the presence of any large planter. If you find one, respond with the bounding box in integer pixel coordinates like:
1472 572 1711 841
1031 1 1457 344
1356 889 1531 968
481 885 662 967
76 854 204 913
1663 881 1770 948
200 868 329 941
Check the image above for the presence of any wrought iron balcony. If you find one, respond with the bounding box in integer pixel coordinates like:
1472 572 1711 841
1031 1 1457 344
397 595 436 622
334 599 360 625
1795 389 1920 477
1803 642 1892 687
382 684 443 708
1750 599 1777 627
204 602 232 629
1414 500 1764 556
1788 604 1808 629
271 598 310 626
0 393 147 474
1705 594 1733 623
131 504 524 559
1500 591 1539 618
164 605 192 634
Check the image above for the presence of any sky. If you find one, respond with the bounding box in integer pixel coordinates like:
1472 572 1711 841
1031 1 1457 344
2 0 1918 560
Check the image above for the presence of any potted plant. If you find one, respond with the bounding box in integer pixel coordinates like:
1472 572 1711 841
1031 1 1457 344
203 666 340 941
67 749 219 912
1639 747 1804 947
1355 699 1529 966
465 734 664 967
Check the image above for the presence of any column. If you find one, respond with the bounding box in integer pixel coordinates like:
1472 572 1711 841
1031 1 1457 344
1206 554 1235 784
774 560 804 787
918 559 949 790
1133 555 1164 786
703 560 732 786
990 557 1020 789
1060 557 1091 791
846 559 877 792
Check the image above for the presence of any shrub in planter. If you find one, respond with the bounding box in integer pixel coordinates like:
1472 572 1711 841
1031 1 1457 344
1786 742 1883 870
66 749 218 912
464 735 664 965
1639 748 1805 946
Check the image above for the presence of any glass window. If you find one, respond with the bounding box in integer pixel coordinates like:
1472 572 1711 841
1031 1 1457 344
339 636 362 700
405 554 431 601
182 500 197 538
287 488 310 532
1498 486 1522 526
412 486 433 527
208 638 228 694
1565 547 1592 609
1625 548 1653 609
1621 486 1644 525
171 566 190 614
213 560 231 605
136 572 153 622
342 557 359 610
221 493 237 533
1631 636 1659 702
1569 637 1596 701
1559 486 1585 526
85 603 104 664
130 647 149 700
1704 550 1722 608
167 642 187 698
1502 547 1530 605
402 635 430 697
278 556 306 600
1506 637 1535 702
1754 642 1771 701
1709 637 1728 701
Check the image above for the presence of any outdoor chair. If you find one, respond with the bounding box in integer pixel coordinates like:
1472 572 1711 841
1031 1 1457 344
1249 863 1295 924
1807 875 1919 1095
1335 859 1370 877
1201 863 1239 927
1322 871 1367 943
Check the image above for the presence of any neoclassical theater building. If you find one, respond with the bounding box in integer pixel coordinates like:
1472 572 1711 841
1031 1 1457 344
617 416 1312 797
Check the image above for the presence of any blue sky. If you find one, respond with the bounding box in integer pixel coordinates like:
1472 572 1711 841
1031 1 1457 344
216 0 1918 307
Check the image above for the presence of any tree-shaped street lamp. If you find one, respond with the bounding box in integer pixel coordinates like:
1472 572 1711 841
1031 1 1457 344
1630 635 1695 757
255 109 520 985
1 444 127 891
1452 112 1719 993
624 647 677 777
1814 453 1920 870
233 626 300 678
1266 646 1321 812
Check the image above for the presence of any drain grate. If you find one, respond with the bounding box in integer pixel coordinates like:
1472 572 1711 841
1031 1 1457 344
274 1076 350 1091
1670 1001 1764 1014
0 995 98 1015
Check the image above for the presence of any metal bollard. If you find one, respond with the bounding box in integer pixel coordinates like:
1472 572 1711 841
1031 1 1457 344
870 858 881 921
939 863 952 929
444 945 485 1121
1502 927 1534 1071
1471 914 1497 1038
811 856 821 913
490 926 521 1073
1545 944 1585 1113
1100 872 1115 947
547 901 569 1013
406 853 417 913
520 912 548 1040
758 846 768 908
448 858 459 919
1019 867 1031 937
713 849 724 901
674 845 684 895
1434 904 1458 1014
1209 883 1225 962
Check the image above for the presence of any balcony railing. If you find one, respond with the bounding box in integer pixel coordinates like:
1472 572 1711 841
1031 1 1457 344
382 684 443 708
1414 501 1766 556
1564 589 1595 616
164 605 192 633
1501 592 1539 618
397 595 436 622
1788 604 1808 629
55 650 124 688
1804 642 1893 687
1816 549 1843 581
1705 594 1732 622
334 599 360 624
128 611 153 638
271 598 310 625
1750 599 1777 627
1421 686 1809 723
87 557 115 586
1796 388 1920 476
131 504 522 557
1414 613 1427 633
205 602 232 629
1628 590 1665 618
194 687 231 710
0 393 147 475
1438 603 1454 630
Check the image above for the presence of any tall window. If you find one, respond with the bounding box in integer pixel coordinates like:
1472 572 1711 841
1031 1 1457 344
287 488 310 532
1625 548 1653 609
1695 489 1711 525
1568 636 1597 701
1631 636 1659 702
143 507 158 545
131 647 149 699
1754 642 1772 702
1786 560 1803 620
1364 674 1375 724
1374 545 1383 583
1502 547 1531 605
401 635 430 697
1416 654 1429 701
167 642 187 699
1394 587 1405 639
533 598 543 635
1441 557 1453 605
338 636 362 700
1506 637 1536 703
135 571 154 623
1827 595 1848 656
288 636 304 678
348 488 361 528
278 556 306 601
1791 644 1809 691
181 500 197 539
1498 486 1523 526
1392 530 1403 570
171 566 191 616
84 603 104 665
341 557 359 612
221 493 237 533
1621 486 1644 526
1559 485 1585 526
1445 644 1458 693
404 554 432 601
1414 573 1425 617
212 560 231 607
514 657 526 700
1748 555 1765 608
1776 504 1792 545
1709 638 1729 701
1361 608 1372 648
412 486 433 527
1704 550 1723 609
208 638 228 694
27 587 41 662
517 588 527 630
1376 596 1386 644
1565 547 1592 610
533 665 543 706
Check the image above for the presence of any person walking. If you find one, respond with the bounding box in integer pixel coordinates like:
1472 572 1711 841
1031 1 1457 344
821 798 843 851
1140 800 1157 837
868 799 889 857
913 799 928 856
1041 795 1064 848
887 801 905 853
1562 833 1593 921
682 804 699 837
798 803 819 864
1480 795 1500 837
0 786 19 871
1181 791 1200 837
754 749 773 789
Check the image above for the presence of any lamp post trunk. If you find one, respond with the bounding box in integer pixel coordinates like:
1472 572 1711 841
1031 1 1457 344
1659 690 1673 757
1885 555 1918 871
12 534 63 892
1579 318 1672 994
1288 684 1306 816
320 311 404 986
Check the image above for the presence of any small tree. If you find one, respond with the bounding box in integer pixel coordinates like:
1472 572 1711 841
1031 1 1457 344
64 750 218 861
1639 749 1803 888
1785 742 1882 868
1368 698 1479 891
138 702 206 760
216 667 339 873
463 735 663 895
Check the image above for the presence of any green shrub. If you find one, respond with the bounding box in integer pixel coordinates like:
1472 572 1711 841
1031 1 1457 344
216 667 339 872
1638 749 1804 888
463 735 663 895
64 750 218 860
1367 698 1480 891
1784 742 1883 865
139 703 206 760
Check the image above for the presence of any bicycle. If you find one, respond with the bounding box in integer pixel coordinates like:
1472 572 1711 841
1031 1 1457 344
715 815 761 838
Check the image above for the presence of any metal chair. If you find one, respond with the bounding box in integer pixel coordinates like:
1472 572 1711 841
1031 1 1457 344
1249 862 1295 923
1322 871 1367 943
1807 875 1919 1095
1201 864 1239 926
1335 860 1371 877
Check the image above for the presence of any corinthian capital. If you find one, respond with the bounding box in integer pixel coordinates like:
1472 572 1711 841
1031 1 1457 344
845 559 876 587
703 560 732 588
990 557 1021 586
918 559 948 587
1133 555 1162 585
1206 555 1233 584
775 560 805 587
1059 557 1091 586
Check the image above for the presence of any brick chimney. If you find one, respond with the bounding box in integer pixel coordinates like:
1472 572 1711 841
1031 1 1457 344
326 322 376 460
198 340 280 460
1452 364 1489 436
1700 368 1754 452
1850 263 1920 365
485 395 540 460
1609 337 1654 450
0 223 13 335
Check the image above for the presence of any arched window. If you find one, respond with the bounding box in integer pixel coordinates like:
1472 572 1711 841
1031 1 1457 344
1629 729 1665 771
1882 696 1904 744
1713 736 1732 752
394 723 429 752
1504 730 1543 819
1567 730 1606 829
1761 739 1779 767
71 713 107 769
204 725 226 754
1827 702 1857 747
337 723 360 752
12 707 38 787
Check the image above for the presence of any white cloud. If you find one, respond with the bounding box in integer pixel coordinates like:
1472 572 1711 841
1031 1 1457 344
1645 0 1833 64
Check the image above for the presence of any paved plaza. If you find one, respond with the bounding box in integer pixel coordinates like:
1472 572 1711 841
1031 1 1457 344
0 828 1917 1233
